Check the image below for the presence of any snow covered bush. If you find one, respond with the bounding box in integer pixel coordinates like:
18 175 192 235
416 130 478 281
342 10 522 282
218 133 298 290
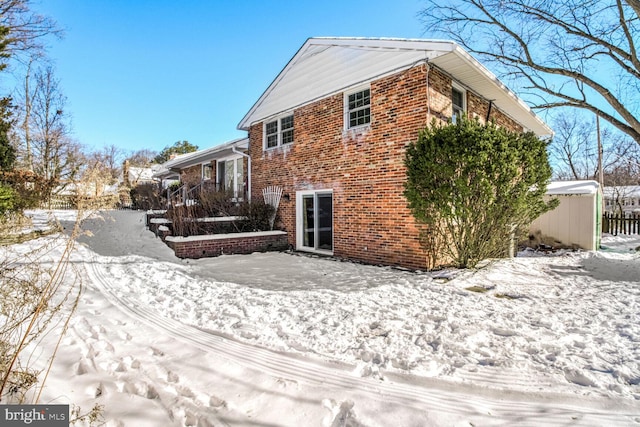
404 116 557 268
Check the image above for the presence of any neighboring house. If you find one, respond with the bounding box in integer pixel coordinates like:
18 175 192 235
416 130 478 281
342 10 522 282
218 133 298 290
238 37 552 270
603 185 640 217
121 162 156 187
153 137 250 200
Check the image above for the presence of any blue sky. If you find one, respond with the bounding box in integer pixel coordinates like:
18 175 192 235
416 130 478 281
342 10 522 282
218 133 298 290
31 0 426 154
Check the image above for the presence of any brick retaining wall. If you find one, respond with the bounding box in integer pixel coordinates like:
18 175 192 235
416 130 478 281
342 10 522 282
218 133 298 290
165 231 288 258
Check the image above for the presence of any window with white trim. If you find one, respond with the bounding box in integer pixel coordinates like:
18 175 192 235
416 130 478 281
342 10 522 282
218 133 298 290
264 114 294 149
452 85 466 124
345 87 371 129
202 163 213 180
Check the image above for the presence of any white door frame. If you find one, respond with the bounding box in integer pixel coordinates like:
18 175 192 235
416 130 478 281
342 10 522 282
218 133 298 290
296 189 333 255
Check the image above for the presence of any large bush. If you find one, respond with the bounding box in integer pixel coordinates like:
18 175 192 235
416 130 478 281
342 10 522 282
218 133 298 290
404 117 558 268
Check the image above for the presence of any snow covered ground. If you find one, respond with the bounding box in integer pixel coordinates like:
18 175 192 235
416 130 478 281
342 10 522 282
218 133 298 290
4 210 640 426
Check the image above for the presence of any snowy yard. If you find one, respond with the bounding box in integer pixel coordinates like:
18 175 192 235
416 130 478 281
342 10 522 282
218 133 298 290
4 210 640 426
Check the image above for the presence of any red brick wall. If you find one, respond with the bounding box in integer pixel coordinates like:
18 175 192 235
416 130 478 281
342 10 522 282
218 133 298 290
167 232 288 259
249 64 524 270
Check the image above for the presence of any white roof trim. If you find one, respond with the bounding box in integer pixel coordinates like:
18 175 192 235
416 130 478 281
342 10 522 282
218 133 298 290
152 137 248 178
237 37 552 136
546 180 600 195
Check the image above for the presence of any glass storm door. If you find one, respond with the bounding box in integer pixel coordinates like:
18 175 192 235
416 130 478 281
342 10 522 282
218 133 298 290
218 157 244 198
300 191 333 252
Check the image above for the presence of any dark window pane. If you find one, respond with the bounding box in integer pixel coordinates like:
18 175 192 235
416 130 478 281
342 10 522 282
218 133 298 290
267 134 278 148
281 115 294 130
266 120 278 148
282 129 294 144
317 193 333 250
303 195 314 248
266 121 278 134
349 107 370 127
452 88 464 109
348 89 371 128
349 89 370 109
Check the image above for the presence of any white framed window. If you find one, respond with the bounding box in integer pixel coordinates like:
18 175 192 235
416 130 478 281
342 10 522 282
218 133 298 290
452 84 466 124
264 114 294 150
202 163 213 180
344 86 371 129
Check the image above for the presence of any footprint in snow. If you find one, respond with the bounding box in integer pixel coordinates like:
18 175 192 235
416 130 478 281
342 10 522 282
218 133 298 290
148 346 164 357
322 399 367 427
564 368 598 387
117 330 132 341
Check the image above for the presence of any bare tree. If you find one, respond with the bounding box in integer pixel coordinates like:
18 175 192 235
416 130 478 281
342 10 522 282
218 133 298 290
420 0 640 144
0 0 61 58
127 148 158 166
549 112 638 181
26 65 81 191
1 1 60 174
87 144 123 181
15 56 36 170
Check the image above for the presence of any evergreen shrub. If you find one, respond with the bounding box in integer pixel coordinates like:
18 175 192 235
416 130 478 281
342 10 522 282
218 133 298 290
404 117 558 268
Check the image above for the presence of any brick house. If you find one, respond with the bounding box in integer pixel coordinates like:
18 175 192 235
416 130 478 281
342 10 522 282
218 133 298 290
153 137 250 202
238 38 552 270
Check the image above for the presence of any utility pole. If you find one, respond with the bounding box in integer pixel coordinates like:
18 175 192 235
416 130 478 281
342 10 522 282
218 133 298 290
596 114 606 220
596 114 604 188
597 114 604 188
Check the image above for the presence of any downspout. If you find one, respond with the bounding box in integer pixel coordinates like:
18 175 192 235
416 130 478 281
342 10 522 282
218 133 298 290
486 100 493 123
424 57 431 125
232 147 251 201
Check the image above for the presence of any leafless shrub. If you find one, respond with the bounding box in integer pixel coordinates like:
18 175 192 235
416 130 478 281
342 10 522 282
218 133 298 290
0 211 83 404
166 204 201 237
235 200 274 232
70 403 104 426
130 183 163 210
198 188 237 217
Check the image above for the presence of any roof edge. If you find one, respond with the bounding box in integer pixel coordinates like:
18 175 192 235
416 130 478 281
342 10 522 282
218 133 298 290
238 37 457 130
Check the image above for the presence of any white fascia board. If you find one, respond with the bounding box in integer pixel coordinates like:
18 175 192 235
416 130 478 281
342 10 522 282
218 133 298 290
237 37 550 137
237 37 456 130
164 138 249 170
237 37 314 131
449 46 553 137
309 37 457 53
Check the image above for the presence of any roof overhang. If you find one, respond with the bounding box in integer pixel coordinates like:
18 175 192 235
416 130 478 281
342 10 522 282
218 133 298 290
546 180 600 196
237 37 552 137
152 137 248 178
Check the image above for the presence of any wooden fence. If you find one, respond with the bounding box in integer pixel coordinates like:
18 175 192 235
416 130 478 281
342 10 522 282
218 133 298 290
602 213 640 235
41 194 131 210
